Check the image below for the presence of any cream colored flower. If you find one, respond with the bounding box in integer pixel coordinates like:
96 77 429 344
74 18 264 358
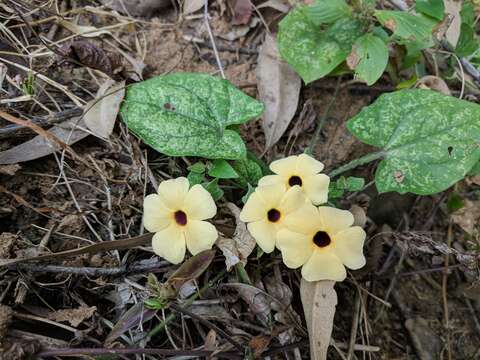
277 204 366 282
258 154 330 205
240 183 306 253
143 177 218 264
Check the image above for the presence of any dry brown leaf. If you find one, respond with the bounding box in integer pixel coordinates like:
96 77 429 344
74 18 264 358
300 279 337 360
226 283 271 319
444 0 462 48
264 275 292 311
257 34 301 149
204 329 217 351
58 40 123 79
0 117 88 165
416 75 451 95
48 306 96 327
0 164 20 176
233 0 253 25
257 0 290 13
183 0 204 14
216 203 256 270
451 199 480 235
84 80 125 138
349 205 367 228
249 334 272 358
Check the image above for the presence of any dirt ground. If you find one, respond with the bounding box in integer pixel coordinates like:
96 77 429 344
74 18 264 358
0 1 479 359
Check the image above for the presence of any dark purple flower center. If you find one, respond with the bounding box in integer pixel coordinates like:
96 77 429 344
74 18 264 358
313 231 331 248
174 210 187 226
267 209 281 223
288 175 302 187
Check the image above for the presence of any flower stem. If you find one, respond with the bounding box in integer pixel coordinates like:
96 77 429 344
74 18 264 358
328 151 385 178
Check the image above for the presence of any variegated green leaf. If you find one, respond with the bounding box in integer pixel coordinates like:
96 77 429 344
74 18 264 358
120 73 264 159
348 89 480 195
278 6 363 83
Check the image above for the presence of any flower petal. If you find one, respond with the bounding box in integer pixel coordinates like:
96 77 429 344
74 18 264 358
277 229 313 268
185 220 218 255
255 183 286 209
240 191 268 222
270 155 298 177
279 185 305 215
302 174 330 205
333 227 366 270
152 224 186 264
318 206 354 234
157 177 190 210
143 194 172 232
295 154 324 175
247 220 277 253
283 203 320 235
301 250 346 282
183 184 217 220
258 174 284 187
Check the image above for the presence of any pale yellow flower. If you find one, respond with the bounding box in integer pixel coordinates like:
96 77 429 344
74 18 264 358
143 177 218 264
240 183 306 253
258 154 330 205
277 204 366 282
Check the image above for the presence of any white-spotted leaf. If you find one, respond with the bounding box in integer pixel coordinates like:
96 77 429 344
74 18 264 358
120 73 264 159
348 89 480 195
306 0 351 25
349 33 389 85
278 6 363 83
374 10 436 48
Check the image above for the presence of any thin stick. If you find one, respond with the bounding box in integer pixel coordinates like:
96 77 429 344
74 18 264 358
204 0 225 79
10 260 170 276
442 221 453 360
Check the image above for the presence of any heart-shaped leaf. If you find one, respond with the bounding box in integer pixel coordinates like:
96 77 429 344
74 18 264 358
120 73 264 159
278 6 363 83
348 33 389 86
374 10 436 48
348 89 480 195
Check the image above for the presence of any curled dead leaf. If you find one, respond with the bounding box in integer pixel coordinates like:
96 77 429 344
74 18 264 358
48 306 96 327
349 204 367 228
416 75 451 95
216 203 256 270
58 40 123 79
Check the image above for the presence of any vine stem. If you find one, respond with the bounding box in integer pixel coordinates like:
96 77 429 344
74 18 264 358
328 151 385 178
307 76 342 154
